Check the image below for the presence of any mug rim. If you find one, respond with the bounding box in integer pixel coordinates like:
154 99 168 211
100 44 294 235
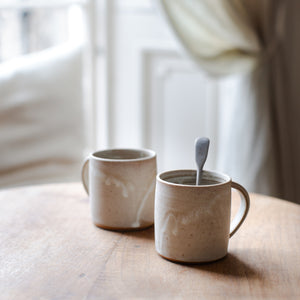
91 148 156 162
157 169 231 187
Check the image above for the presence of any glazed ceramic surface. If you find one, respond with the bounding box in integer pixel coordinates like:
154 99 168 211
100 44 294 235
82 149 157 230
155 170 249 263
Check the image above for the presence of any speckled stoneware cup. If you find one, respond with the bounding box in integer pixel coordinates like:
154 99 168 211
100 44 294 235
82 149 157 231
155 170 250 263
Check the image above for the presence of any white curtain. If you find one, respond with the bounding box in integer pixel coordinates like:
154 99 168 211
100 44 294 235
158 0 300 203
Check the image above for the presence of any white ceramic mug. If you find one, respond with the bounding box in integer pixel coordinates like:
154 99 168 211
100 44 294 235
82 148 157 231
155 169 250 263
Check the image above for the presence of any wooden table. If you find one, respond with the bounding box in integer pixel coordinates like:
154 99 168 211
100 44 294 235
0 183 299 299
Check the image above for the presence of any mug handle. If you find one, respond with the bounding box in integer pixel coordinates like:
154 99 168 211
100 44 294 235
81 157 89 195
229 181 250 238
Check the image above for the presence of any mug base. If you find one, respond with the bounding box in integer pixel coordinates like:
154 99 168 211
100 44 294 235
157 252 227 264
94 222 154 232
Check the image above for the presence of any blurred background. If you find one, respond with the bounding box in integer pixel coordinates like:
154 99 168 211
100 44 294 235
0 0 300 204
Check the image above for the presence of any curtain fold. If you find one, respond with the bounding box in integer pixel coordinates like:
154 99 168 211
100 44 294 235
158 0 299 202
159 0 265 76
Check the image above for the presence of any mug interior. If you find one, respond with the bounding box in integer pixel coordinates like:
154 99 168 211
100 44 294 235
93 148 155 161
158 170 230 186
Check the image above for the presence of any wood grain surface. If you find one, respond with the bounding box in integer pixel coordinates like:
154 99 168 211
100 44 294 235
0 182 299 299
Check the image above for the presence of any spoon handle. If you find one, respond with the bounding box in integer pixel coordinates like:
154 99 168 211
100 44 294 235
195 137 210 185
196 168 202 186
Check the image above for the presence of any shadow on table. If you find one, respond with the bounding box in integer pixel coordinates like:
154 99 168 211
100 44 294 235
190 252 262 279
125 225 155 240
97 224 155 240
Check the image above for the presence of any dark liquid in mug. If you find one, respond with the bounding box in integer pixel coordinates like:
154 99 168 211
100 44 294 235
167 176 221 186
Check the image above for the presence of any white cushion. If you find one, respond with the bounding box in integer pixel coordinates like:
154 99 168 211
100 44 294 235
0 43 85 188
